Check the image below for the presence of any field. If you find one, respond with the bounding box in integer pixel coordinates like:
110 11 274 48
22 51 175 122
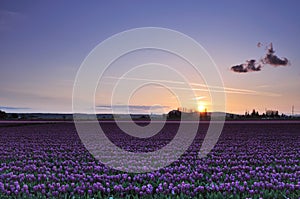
0 121 299 198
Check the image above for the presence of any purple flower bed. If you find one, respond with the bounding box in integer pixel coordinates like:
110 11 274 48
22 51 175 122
0 122 299 198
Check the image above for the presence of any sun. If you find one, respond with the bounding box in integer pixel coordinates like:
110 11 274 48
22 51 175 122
198 104 206 112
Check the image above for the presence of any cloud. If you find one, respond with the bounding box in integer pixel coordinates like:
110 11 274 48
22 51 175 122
231 59 262 73
262 43 289 66
231 43 290 73
0 106 31 111
96 105 170 113
163 86 280 97
104 76 280 96
192 96 206 100
0 10 23 31
103 76 185 85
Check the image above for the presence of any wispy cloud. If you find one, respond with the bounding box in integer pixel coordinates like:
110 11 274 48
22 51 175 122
97 104 170 110
0 10 24 31
104 76 185 85
161 86 280 97
96 104 170 113
1 87 70 102
0 106 31 111
257 85 270 88
192 96 206 100
103 76 280 97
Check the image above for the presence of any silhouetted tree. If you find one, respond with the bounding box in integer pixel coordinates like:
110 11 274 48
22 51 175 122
251 109 259 118
245 111 249 117
11 113 18 119
200 108 208 120
168 110 181 119
0 110 7 119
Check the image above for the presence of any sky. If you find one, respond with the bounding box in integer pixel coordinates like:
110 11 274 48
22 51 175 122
0 0 300 115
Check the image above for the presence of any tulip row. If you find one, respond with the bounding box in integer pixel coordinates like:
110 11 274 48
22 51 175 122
0 122 299 198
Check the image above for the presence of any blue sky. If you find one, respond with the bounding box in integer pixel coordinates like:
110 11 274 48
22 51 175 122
1 1 300 114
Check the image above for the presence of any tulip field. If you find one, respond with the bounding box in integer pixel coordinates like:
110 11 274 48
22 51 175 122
0 122 299 198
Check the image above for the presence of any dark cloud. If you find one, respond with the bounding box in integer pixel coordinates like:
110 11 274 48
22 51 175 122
231 64 246 73
262 44 289 66
231 59 262 73
231 43 290 73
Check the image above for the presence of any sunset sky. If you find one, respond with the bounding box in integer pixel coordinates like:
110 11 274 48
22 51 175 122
1 1 300 115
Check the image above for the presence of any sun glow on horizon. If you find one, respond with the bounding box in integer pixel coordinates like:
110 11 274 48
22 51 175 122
197 103 206 112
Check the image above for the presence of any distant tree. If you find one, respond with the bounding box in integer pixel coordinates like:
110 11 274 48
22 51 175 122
200 108 208 120
0 110 7 119
168 110 181 119
245 111 249 117
140 115 150 119
11 113 19 119
204 108 208 118
251 109 255 117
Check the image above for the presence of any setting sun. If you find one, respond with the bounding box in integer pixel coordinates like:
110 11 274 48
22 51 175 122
198 104 206 112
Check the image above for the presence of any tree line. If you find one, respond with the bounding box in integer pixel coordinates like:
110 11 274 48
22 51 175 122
243 109 282 118
0 110 19 120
